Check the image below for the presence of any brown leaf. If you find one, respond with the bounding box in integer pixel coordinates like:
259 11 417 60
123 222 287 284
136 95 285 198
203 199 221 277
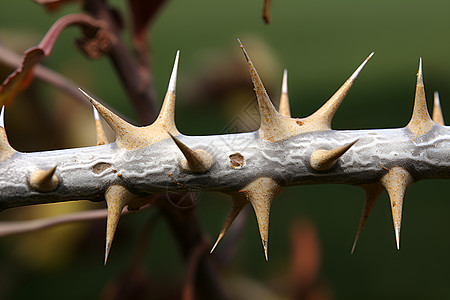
0 14 108 106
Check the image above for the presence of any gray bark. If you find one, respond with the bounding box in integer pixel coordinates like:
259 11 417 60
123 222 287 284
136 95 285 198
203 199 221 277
1 123 449 210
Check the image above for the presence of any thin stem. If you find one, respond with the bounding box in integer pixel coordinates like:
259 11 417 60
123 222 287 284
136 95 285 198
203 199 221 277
0 204 151 238
84 0 158 125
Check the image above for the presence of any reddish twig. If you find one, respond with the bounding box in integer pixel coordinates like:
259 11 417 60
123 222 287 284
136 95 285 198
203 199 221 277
84 0 159 125
0 13 108 106
0 204 151 238
182 242 209 300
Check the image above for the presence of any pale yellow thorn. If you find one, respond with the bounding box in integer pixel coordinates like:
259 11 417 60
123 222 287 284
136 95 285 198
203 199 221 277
104 184 138 265
407 58 434 135
210 194 248 253
239 177 281 261
310 140 358 171
432 91 445 126
0 106 15 162
278 69 291 117
79 88 141 149
238 41 308 142
238 40 283 139
380 166 414 250
78 51 181 150
152 50 180 136
238 46 374 141
29 166 59 192
79 87 179 150
306 52 374 130
93 106 108 145
351 182 384 254
168 133 214 173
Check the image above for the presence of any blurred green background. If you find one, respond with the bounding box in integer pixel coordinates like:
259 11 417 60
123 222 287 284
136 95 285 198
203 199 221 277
1 0 450 299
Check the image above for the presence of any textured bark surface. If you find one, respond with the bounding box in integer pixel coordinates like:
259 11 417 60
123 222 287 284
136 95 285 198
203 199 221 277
1 124 449 210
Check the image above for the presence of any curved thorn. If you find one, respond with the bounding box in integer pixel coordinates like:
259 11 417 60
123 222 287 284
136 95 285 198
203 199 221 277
278 69 291 117
407 58 434 135
433 91 445 125
79 88 138 149
380 166 413 250
104 185 137 265
210 194 248 253
240 177 281 261
351 183 384 254
169 133 213 173
310 140 358 171
237 40 282 137
309 52 374 129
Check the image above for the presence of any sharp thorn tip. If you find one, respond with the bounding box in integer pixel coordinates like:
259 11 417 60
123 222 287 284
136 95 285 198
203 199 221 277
418 57 423 75
0 106 5 128
263 242 269 261
104 239 111 265
282 69 288 94
210 240 220 254
168 50 180 93
92 105 100 121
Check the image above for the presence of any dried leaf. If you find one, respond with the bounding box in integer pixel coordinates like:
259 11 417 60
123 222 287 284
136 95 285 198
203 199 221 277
0 14 107 106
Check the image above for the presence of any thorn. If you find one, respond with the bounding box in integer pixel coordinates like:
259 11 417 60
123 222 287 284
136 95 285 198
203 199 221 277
210 194 248 253
152 52 181 138
308 52 374 129
0 106 4 129
351 183 384 254
104 185 137 265
93 106 108 145
433 91 445 125
29 166 59 192
310 140 358 171
238 40 286 141
0 106 15 162
80 59 182 150
380 166 413 250
240 177 281 261
407 58 434 135
79 88 142 149
168 50 180 93
278 69 291 117
169 133 213 173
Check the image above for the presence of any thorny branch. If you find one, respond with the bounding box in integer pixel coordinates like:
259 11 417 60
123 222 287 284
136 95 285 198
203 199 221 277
83 1 230 298
1 1 449 299
0 1 230 298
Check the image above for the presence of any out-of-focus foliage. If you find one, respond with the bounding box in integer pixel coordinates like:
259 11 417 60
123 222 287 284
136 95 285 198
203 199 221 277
1 1 450 299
